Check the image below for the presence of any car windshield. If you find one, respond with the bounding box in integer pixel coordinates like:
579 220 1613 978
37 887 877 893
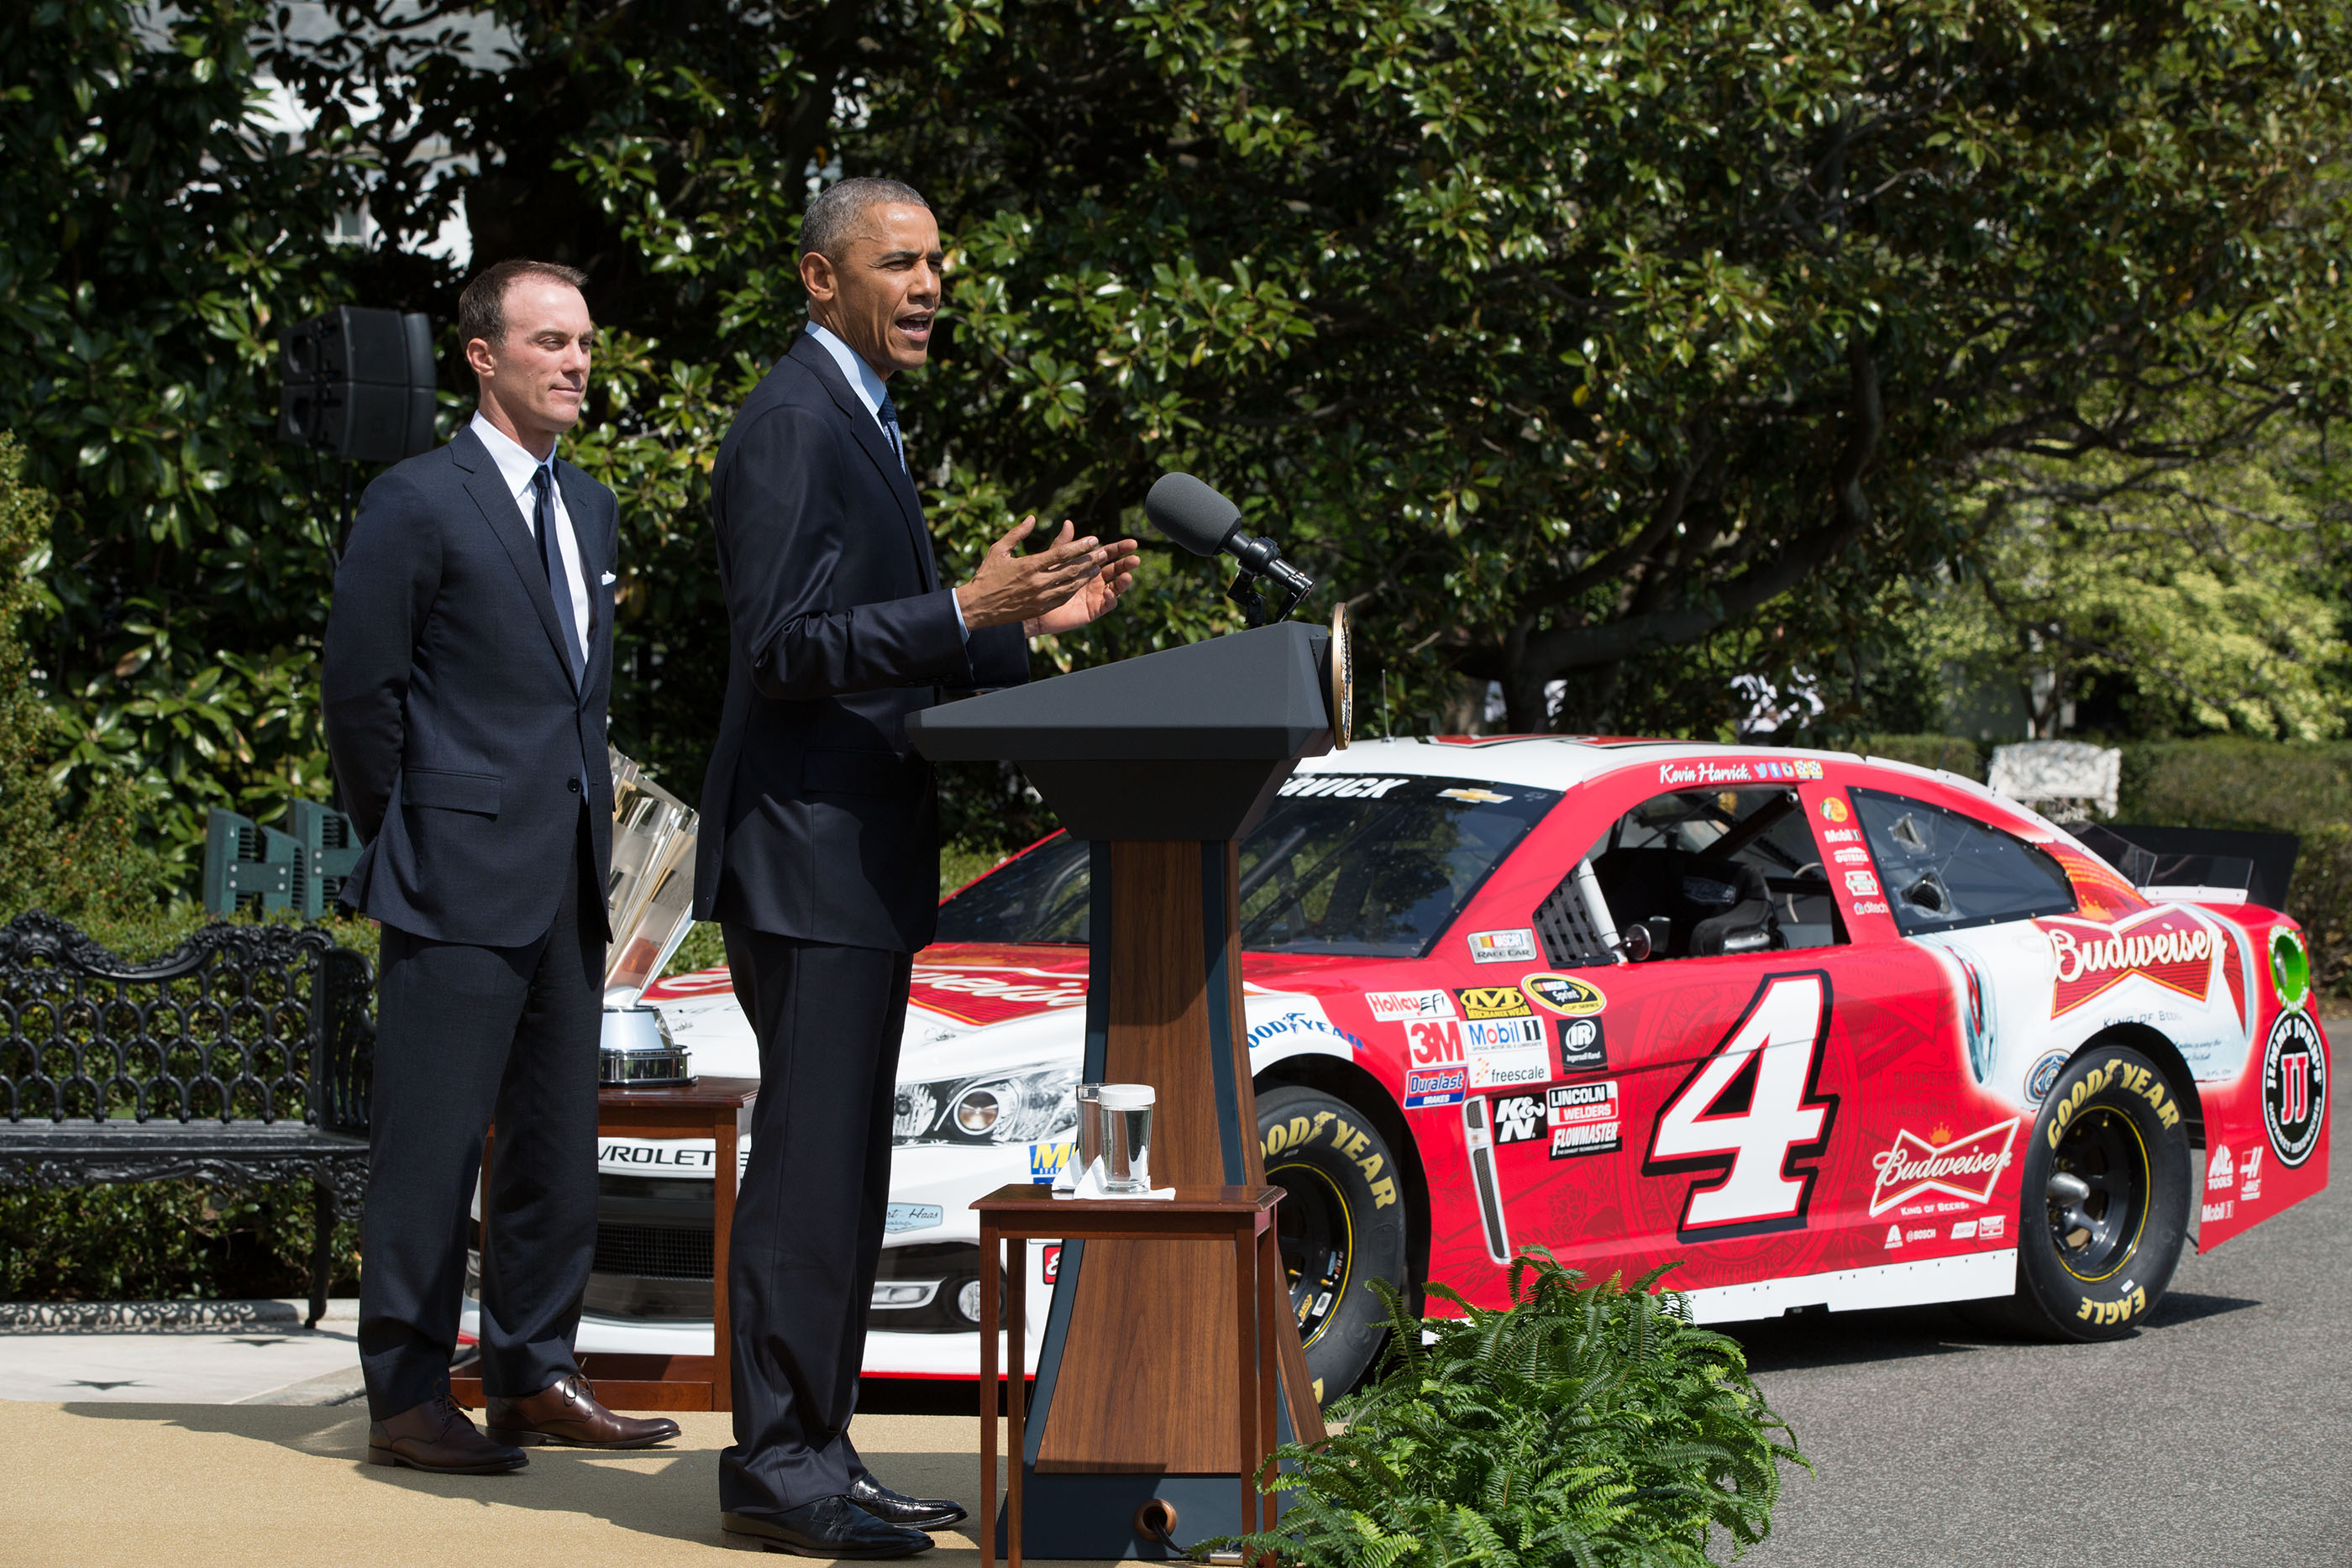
934 773 1561 957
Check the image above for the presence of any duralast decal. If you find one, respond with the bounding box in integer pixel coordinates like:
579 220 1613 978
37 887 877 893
2037 906 2218 1018
1522 973 1607 1017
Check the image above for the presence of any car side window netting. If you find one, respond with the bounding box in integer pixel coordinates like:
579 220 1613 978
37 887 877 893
1850 786 2077 936
1533 859 1618 968
1566 787 1845 960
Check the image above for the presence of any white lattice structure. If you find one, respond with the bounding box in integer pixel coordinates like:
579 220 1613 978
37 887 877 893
1987 740 2121 823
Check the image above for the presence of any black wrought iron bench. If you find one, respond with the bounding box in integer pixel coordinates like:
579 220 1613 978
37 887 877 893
0 912 373 1326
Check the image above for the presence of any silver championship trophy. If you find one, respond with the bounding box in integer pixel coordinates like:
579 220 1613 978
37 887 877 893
599 747 700 1085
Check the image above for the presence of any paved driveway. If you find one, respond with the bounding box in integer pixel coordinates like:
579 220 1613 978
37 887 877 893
1734 1047 2349 1566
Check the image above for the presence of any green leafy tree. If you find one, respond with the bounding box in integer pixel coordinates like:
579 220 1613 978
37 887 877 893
1218 1251 1803 1568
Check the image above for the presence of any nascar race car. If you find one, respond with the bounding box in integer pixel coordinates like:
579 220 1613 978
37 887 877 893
553 736 2330 1400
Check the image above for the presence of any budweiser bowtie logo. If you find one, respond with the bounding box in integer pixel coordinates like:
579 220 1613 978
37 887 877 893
1868 1117 2022 1215
2037 907 2218 1018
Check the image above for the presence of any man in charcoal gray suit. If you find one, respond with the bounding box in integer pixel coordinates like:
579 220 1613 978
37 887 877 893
326 258 678 1472
697 177 1137 1555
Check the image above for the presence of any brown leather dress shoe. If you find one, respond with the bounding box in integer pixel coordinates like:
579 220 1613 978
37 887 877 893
485 1372 682 1449
367 1393 528 1474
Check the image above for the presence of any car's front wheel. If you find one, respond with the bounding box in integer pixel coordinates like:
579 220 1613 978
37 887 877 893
1255 1084 1411 1403
1992 1044 2192 1341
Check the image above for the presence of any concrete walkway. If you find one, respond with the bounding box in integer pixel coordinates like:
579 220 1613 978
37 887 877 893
0 1300 363 1406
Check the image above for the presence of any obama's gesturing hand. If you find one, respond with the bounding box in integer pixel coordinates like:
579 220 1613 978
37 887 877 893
954 516 1140 637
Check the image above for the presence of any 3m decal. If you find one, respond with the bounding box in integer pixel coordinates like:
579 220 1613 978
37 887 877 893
1457 986 1535 1020
1546 1081 1622 1158
2263 1009 2328 1167
1408 1018 1466 1066
1467 929 1539 964
2038 907 2218 1017
1523 973 1608 1017
1365 989 1457 1023
1556 1015 1608 1075
1866 1118 2020 1215
1491 1093 1544 1144
1641 973 1839 1238
1261 1107 1401 1208
1820 798 1851 824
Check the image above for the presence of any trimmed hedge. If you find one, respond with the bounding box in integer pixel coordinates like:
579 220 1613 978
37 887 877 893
1858 734 1987 782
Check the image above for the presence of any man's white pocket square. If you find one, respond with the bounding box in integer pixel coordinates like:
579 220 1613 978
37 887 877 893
600 570 617 585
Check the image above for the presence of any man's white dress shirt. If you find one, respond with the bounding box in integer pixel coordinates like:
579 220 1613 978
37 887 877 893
469 410 592 668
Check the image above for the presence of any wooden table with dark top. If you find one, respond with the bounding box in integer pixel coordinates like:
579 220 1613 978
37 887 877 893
974 1183 1285 1568
455 1075 757 1413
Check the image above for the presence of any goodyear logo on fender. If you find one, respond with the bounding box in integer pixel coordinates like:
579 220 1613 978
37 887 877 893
1028 1140 1076 1184
1455 986 1534 1020
1521 973 1607 1017
2037 907 2217 1017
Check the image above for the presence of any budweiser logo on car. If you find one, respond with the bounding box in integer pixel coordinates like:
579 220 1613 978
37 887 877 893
2037 907 2218 1017
908 965 1087 1025
1868 1116 2023 1215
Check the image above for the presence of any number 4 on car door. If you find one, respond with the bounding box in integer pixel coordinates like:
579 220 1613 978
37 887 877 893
1642 973 1839 1239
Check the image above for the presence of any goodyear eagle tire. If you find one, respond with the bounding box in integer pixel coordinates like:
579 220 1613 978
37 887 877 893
1997 1045 2192 1342
1256 1085 1410 1403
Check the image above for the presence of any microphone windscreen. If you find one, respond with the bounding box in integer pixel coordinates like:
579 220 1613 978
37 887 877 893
1144 472 1242 557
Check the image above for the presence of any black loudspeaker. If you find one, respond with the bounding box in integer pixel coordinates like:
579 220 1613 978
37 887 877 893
279 307 438 463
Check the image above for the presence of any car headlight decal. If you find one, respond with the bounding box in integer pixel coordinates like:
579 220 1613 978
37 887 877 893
895 1063 1080 1146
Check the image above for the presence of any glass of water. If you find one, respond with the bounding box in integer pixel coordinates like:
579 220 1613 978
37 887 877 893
1097 1083 1155 1194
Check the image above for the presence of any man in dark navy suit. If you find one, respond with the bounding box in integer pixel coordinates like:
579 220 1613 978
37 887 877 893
698 177 1137 1556
325 259 678 1474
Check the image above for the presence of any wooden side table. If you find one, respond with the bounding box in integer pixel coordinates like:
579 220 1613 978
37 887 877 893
455 1075 757 1413
974 1183 1284 1568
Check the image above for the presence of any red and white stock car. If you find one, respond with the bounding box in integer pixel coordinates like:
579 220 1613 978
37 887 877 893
564 737 2329 1400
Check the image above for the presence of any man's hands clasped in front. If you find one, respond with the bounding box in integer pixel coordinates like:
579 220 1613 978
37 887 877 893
954 516 1141 638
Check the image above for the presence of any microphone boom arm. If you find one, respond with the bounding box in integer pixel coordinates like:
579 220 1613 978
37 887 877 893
1225 530 1315 627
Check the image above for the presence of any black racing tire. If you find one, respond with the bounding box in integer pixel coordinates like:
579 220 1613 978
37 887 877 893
1988 1044 2193 1342
1256 1084 1412 1403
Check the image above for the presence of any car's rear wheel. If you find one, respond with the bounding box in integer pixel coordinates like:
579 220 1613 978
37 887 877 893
1255 1084 1411 1403
1990 1044 2192 1341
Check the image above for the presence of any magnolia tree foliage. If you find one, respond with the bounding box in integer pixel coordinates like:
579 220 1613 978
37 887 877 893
8 0 2352 874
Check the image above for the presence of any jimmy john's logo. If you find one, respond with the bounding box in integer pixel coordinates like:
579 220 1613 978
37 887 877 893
1521 973 1606 1017
1455 986 1534 1020
2037 907 2218 1017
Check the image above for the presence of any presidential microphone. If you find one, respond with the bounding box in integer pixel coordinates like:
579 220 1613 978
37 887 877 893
1144 472 1315 626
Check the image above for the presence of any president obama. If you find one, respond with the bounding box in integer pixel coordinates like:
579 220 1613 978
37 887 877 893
695 177 1137 1555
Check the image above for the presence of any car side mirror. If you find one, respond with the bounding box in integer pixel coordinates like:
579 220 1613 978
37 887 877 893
1620 924 1651 962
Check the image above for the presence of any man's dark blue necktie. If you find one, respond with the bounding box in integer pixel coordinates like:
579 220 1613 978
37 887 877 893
533 464 585 685
877 391 906 472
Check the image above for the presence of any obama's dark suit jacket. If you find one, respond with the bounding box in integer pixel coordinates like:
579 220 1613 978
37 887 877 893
693 329 1027 941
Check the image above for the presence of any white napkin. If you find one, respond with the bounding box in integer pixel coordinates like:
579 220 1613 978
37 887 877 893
1051 1163 1174 1200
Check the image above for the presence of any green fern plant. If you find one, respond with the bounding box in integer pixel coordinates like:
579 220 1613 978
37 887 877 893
1207 1250 1805 1568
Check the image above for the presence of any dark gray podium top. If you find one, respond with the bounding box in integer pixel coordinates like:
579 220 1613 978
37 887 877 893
906 621 1336 840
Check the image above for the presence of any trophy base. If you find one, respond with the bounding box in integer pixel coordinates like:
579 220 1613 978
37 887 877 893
599 1005 694 1088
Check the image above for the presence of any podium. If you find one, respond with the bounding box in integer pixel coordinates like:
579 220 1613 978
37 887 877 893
906 620 1341 1560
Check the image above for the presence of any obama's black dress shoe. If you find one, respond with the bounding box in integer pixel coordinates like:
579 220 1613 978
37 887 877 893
848 1473 969 1529
721 1497 934 1557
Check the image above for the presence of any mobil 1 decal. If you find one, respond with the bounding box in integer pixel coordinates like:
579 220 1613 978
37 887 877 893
1641 971 1839 1240
2263 1009 2328 1167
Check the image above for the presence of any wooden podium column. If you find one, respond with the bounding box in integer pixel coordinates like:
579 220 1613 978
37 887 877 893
1016 840 1323 1533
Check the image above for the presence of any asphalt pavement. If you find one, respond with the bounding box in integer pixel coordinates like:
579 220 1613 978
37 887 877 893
1733 1038 2352 1567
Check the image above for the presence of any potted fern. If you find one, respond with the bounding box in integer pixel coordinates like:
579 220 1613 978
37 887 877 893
1212 1250 1805 1567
